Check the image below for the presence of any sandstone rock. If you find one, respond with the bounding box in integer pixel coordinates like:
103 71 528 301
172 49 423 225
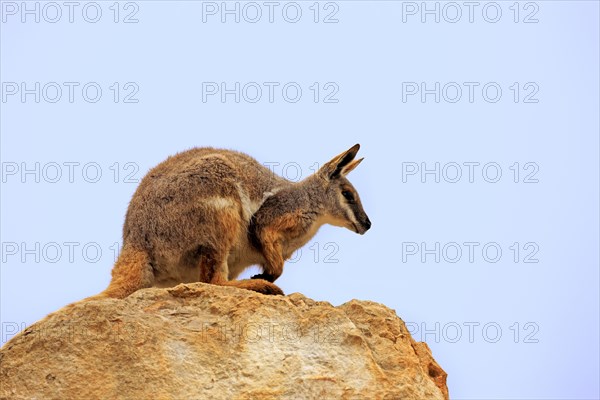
0 283 448 400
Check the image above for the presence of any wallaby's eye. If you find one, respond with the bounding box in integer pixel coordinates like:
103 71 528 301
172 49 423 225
342 190 354 202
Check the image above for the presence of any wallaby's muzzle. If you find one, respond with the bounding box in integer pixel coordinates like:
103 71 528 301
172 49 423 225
356 214 371 235
363 216 372 232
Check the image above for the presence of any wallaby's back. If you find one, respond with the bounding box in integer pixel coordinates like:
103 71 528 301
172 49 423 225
124 147 287 253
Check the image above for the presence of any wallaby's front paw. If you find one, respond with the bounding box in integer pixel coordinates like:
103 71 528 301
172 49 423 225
251 273 276 283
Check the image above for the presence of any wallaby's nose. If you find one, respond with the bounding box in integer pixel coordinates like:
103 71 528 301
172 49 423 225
364 217 372 231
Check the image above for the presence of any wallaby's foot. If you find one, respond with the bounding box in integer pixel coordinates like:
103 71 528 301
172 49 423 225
252 279 284 295
222 279 284 296
250 272 276 283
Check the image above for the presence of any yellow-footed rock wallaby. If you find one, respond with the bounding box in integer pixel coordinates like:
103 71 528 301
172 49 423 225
98 144 371 298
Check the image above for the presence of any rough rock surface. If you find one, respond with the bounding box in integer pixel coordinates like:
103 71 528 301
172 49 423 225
0 283 448 400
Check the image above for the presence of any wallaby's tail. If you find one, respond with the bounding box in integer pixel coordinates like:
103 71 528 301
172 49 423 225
87 244 154 300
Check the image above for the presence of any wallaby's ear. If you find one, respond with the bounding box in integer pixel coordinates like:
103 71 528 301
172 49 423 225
341 157 364 176
319 144 360 180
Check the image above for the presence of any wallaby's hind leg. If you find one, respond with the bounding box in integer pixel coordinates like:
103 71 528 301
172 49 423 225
200 252 283 296
222 279 284 295
196 207 283 295
101 245 155 299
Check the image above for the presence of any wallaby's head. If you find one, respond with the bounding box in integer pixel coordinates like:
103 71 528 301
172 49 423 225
315 144 371 235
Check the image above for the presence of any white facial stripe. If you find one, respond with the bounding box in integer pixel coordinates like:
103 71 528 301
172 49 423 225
339 193 359 228
346 204 358 227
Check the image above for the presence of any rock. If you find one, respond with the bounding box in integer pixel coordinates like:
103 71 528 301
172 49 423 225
0 283 448 400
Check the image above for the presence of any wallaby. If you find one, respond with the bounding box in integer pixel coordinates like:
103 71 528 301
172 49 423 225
98 144 371 298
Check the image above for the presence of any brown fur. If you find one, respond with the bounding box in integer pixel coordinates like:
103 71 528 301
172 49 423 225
97 145 370 299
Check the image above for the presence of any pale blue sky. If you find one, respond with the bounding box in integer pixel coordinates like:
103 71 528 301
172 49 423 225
1 2 599 398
